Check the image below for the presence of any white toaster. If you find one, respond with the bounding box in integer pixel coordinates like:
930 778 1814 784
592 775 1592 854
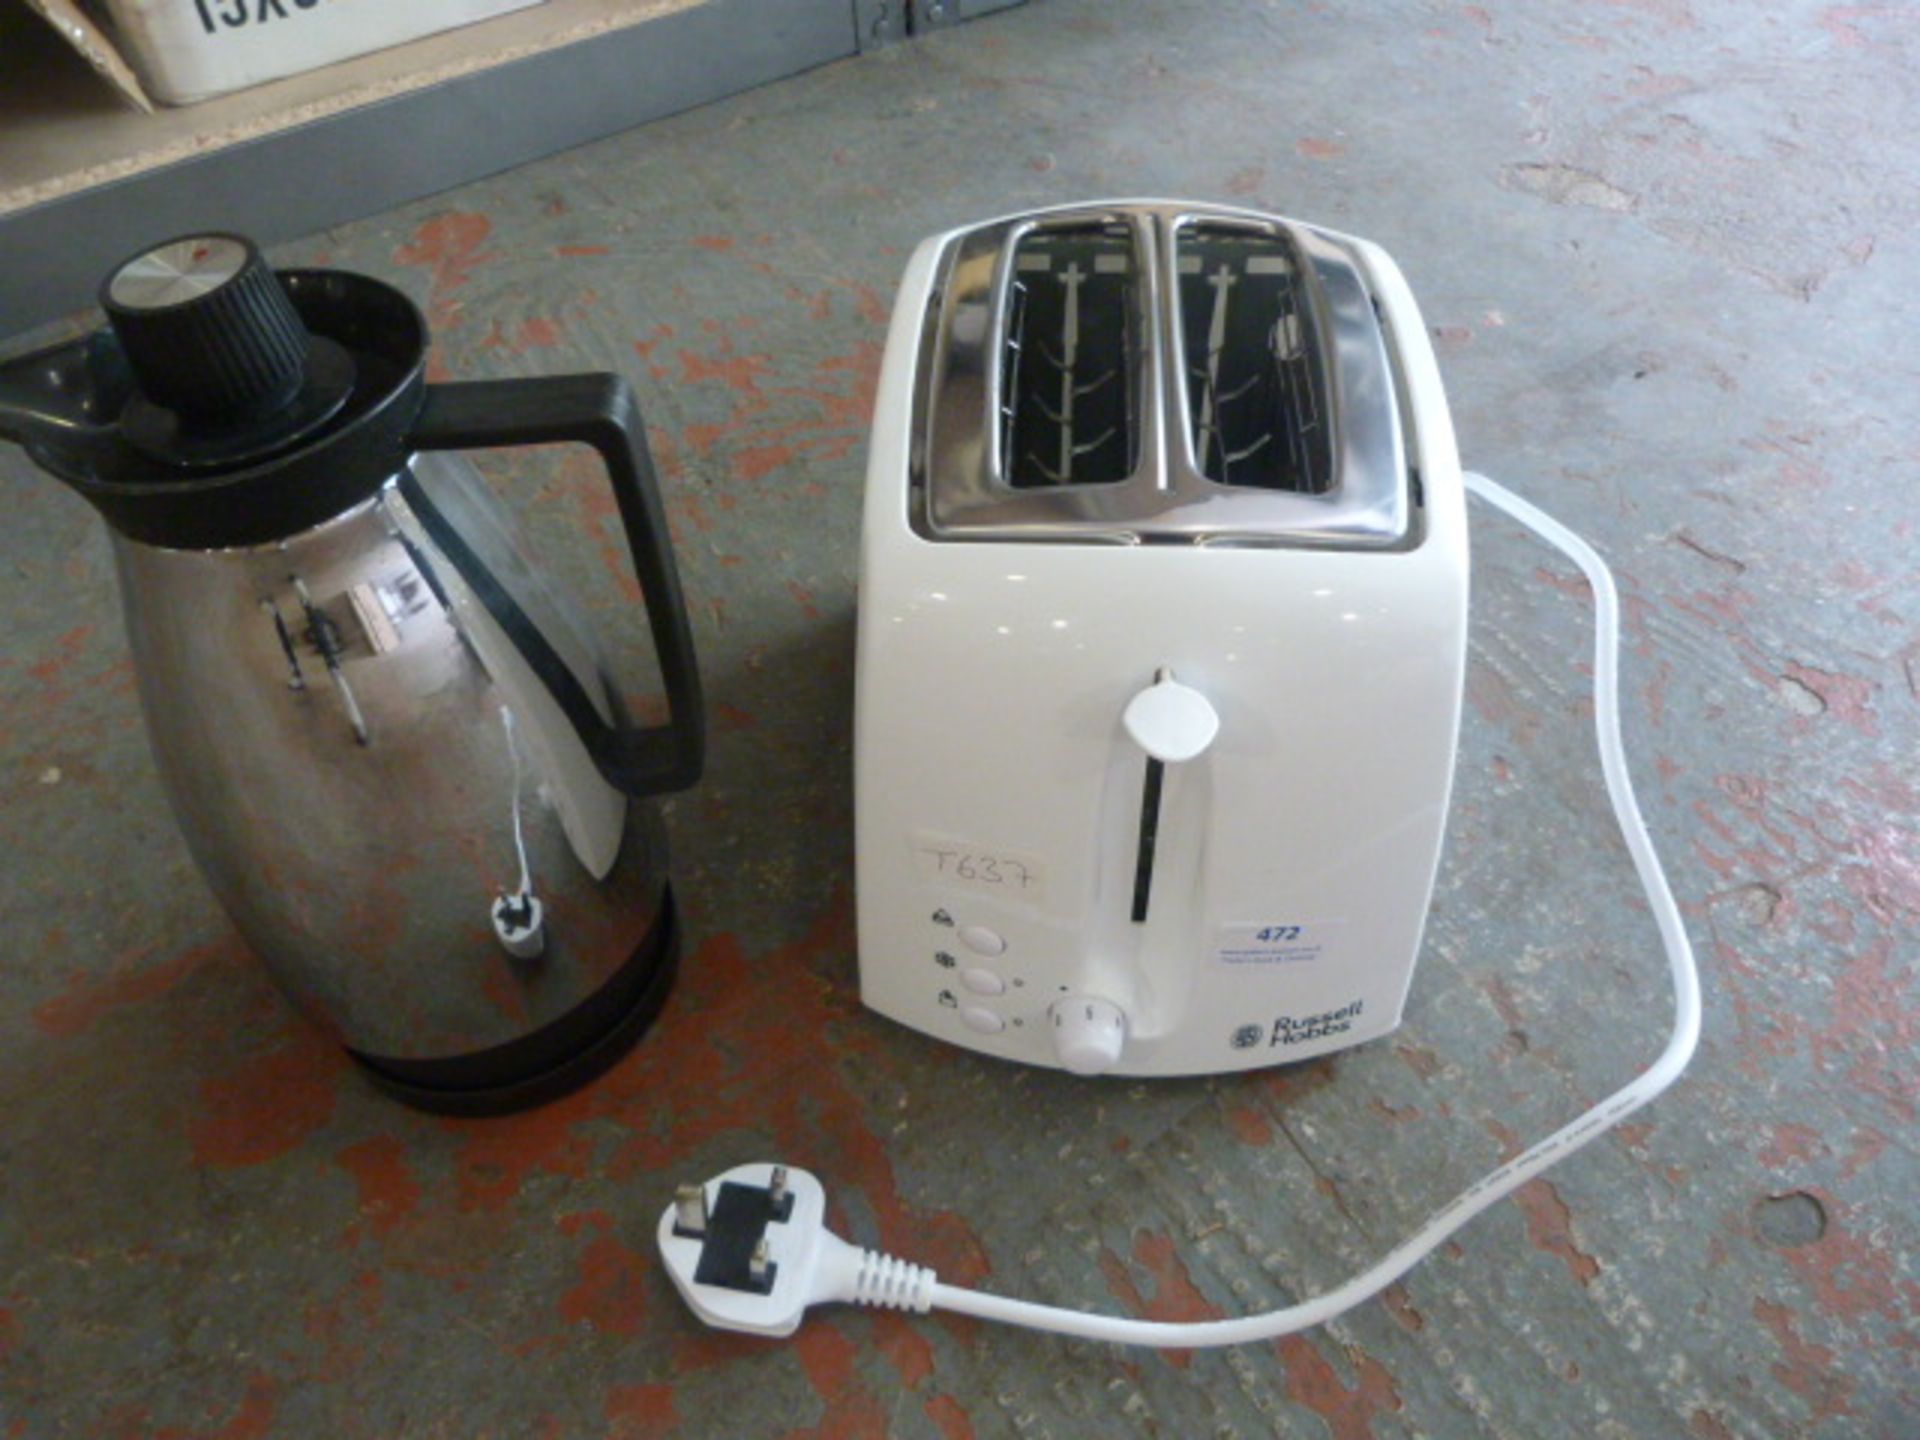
854 201 1469 1076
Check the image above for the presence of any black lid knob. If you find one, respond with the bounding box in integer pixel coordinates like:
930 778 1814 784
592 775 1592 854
101 233 310 429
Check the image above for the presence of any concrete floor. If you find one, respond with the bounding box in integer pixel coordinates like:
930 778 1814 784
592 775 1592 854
1 1 1915 1435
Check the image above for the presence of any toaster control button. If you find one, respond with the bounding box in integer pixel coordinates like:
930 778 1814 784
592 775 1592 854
1050 996 1127 1075
961 967 1005 996
960 1005 1005 1035
959 924 1006 956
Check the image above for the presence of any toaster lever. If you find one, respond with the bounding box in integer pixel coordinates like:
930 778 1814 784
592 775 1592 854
1122 672 1219 763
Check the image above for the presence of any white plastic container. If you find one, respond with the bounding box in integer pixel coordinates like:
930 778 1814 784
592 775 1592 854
88 0 545 106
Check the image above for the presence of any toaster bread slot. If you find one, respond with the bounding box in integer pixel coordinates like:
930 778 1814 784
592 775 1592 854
1001 224 1139 489
1175 224 1333 494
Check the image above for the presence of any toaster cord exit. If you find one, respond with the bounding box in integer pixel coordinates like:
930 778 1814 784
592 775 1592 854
658 471 1702 1348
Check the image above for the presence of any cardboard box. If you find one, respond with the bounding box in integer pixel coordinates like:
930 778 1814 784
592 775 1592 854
69 0 547 106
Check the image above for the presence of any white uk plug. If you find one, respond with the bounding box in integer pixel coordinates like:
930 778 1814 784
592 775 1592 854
655 1162 935 1338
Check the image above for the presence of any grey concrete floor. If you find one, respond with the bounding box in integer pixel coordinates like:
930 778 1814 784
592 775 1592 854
1 1 1915 1436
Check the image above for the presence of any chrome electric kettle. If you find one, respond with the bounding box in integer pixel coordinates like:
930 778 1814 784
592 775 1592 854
0 234 704 1113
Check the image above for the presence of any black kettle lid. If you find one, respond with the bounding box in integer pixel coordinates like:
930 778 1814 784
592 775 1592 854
0 233 433 550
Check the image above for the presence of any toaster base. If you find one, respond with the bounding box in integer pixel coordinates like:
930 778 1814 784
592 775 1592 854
861 990 1406 1077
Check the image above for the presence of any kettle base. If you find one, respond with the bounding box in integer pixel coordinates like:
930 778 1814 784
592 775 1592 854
345 887 680 1117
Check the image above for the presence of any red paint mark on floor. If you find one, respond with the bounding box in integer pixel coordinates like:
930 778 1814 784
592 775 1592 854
557 1210 649 1336
668 492 715 535
1224 1103 1273 1146
1600 0 1698 31
693 234 736 252
393 211 498 315
1296 136 1347 159
874 1312 936 1389
733 443 798 483
1760 1122 1825 1170
1819 5 1888 48
1395 1043 1442 1080
549 446 645 605
1226 163 1264 196
1513 1179 1601 1285
1645 657 1674 726
302 1269 385 1381
1844 827 1920 928
785 1321 889 1438
153 1374 279 1440
679 344 772 398
1532 564 1591 601
33 936 237 1039
335 1136 422 1238
1777 1190 1920 1344
670 1326 767 1375
0 1305 16 1362
1753 1296 1854 1423
788 580 822 620
1836 1127 1888 1181
25 623 95 686
189 1024 345 1168
1783 661 1878 735
1813 937 1917 1120
1098 1230 1222 1369
444 1080 598 1212
661 294 883 486
633 323 676 360
606 1382 679 1436
715 702 756 732
484 315 565 354
558 244 611 257
1275 1335 1403 1440
924 1394 975 1440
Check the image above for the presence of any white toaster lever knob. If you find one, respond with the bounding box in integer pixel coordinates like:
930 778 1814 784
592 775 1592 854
1123 675 1218 763
1049 996 1128 1075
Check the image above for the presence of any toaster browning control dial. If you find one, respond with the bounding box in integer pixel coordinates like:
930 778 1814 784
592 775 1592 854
1049 996 1127 1075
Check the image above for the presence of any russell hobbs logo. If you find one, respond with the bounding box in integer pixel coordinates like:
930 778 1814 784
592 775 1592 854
1264 998 1364 1048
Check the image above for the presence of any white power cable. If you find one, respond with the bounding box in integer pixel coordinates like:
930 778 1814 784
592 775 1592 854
927 474 1701 1344
659 474 1702 1347
503 704 533 901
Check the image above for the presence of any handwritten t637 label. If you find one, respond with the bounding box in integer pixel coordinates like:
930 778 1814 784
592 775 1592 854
912 833 1047 902
1215 920 1343 968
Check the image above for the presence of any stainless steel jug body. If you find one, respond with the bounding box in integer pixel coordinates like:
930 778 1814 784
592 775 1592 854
0 238 704 1112
116 454 667 1067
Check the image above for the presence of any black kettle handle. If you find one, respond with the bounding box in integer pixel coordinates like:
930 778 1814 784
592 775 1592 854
406 375 704 797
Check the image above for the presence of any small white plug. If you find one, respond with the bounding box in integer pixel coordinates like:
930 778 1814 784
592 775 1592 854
656 1163 935 1339
492 890 545 959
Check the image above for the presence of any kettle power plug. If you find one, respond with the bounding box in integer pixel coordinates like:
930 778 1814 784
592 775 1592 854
658 203 1699 1348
